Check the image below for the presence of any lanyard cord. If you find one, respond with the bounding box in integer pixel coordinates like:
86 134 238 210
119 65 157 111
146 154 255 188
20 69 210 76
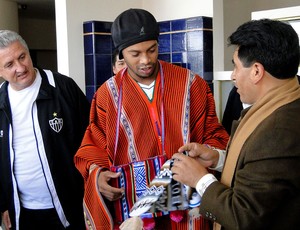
160 62 165 156
113 61 165 165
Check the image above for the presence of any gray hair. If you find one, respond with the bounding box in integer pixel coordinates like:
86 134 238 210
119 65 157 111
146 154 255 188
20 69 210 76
0 30 29 50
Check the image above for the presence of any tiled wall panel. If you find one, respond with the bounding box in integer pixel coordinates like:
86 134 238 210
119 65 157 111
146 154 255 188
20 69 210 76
158 16 213 86
83 20 113 102
83 16 213 102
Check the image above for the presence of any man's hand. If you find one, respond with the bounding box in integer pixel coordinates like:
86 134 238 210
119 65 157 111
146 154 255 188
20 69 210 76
97 171 125 201
2 210 11 229
120 216 143 230
178 142 220 168
171 153 208 188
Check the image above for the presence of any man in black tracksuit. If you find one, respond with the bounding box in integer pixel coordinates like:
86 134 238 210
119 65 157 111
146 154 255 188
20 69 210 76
0 30 90 229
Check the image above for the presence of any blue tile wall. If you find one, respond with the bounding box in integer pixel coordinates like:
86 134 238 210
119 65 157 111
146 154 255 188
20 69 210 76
171 19 186 31
159 21 171 33
158 34 171 53
83 16 213 102
158 16 213 85
83 21 113 102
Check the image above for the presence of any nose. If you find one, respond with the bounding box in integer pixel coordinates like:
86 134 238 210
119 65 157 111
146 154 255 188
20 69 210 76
15 60 26 72
231 70 236 81
140 53 150 64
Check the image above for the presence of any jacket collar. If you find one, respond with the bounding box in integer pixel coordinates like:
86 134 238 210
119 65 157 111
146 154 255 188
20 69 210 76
0 68 54 110
36 68 55 101
0 81 9 110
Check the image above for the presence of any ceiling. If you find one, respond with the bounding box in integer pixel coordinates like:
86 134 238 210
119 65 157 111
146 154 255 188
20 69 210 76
9 0 55 20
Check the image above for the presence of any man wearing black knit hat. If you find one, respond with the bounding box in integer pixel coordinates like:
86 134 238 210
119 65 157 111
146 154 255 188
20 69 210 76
111 8 160 60
75 8 228 230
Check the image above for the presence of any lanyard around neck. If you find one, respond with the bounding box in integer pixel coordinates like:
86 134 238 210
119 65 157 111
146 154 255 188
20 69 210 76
113 61 165 164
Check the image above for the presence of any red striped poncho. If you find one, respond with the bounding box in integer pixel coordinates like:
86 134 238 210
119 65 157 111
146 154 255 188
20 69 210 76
74 60 229 230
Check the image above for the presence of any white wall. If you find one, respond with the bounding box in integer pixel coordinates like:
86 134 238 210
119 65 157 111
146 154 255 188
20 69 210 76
55 0 142 92
0 0 18 32
0 0 18 84
214 0 300 120
55 0 213 93
19 18 56 50
55 0 299 119
144 0 213 21
222 0 300 71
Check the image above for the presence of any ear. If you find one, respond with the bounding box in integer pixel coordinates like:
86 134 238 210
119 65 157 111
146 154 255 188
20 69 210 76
250 62 264 84
112 65 117 75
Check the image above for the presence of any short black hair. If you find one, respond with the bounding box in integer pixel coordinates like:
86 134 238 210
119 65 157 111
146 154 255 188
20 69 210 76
112 49 119 66
228 19 300 79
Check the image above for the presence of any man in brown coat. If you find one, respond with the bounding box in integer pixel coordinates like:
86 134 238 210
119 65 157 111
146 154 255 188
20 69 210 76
171 19 300 230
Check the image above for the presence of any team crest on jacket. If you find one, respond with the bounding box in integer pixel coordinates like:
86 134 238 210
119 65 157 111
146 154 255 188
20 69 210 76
49 116 63 133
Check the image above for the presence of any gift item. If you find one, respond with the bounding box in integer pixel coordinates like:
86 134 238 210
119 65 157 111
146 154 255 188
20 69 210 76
129 157 201 217
110 155 168 225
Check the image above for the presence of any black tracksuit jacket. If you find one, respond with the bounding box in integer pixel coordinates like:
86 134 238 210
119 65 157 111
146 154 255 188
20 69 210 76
0 69 90 229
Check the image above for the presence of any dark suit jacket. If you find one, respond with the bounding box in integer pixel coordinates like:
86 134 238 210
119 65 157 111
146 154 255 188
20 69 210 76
200 98 300 230
222 86 243 135
222 75 300 135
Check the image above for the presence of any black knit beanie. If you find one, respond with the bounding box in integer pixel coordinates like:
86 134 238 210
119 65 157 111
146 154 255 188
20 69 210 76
111 8 160 59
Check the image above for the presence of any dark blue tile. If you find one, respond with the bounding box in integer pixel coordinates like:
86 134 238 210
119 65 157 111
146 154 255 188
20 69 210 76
112 39 117 51
84 34 94 55
158 34 171 53
95 84 102 92
172 62 184 68
203 30 213 51
171 32 186 52
83 18 213 97
158 53 171 63
171 19 186 31
181 63 187 68
187 51 204 77
94 21 113 33
84 54 95 86
95 35 113 54
203 51 213 72
83 21 93 33
186 63 191 70
172 52 187 64
85 85 97 103
95 54 112 86
206 81 213 93
203 71 213 81
202 16 213 29
159 21 171 33
187 30 203 51
186 16 212 30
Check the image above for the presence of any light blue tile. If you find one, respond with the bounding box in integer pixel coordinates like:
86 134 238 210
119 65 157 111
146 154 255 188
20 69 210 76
187 50 204 77
187 31 203 51
187 17 204 29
